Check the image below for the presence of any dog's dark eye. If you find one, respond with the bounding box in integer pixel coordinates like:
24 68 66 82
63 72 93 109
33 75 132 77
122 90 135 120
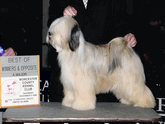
48 32 52 36
48 32 52 40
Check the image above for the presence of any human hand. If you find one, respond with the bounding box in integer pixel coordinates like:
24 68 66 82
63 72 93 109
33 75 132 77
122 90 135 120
63 6 77 17
124 33 137 47
2 47 16 56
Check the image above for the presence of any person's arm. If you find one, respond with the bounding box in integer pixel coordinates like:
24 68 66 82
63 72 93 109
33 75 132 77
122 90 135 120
47 0 68 27
112 0 137 47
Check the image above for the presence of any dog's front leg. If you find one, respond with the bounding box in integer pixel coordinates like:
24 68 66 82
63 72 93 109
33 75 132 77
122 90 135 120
62 86 75 108
71 81 96 110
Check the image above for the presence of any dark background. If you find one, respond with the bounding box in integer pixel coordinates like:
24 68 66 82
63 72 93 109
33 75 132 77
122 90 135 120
1 0 165 123
0 1 42 55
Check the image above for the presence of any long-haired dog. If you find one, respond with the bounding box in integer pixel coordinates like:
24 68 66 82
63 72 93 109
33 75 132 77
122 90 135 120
46 17 155 110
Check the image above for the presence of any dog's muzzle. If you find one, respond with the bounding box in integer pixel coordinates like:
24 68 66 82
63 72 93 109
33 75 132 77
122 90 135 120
46 32 52 43
48 32 52 40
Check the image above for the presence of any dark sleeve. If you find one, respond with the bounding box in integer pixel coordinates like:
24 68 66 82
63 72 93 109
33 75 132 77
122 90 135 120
0 25 37 56
112 0 132 37
0 1 42 56
0 39 10 50
0 25 18 51
47 0 69 27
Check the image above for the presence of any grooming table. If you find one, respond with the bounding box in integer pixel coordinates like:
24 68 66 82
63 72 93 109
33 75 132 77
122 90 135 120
3 102 161 123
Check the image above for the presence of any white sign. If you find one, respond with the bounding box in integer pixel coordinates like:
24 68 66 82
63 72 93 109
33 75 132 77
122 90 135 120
0 56 40 108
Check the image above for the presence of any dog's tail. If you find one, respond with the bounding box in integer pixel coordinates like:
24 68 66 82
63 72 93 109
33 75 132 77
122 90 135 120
108 37 128 74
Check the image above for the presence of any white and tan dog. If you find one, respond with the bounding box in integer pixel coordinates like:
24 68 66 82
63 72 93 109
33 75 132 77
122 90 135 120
46 17 155 110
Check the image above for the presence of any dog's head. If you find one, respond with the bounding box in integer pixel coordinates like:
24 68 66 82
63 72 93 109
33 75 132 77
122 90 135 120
46 17 81 52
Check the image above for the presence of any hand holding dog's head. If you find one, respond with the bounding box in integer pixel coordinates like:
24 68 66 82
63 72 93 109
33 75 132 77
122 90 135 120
46 17 81 52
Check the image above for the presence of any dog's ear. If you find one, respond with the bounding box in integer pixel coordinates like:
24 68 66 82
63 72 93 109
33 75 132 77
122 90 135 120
69 24 80 51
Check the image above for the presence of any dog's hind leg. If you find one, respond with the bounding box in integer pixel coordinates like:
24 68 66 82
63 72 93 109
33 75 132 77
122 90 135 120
133 86 156 108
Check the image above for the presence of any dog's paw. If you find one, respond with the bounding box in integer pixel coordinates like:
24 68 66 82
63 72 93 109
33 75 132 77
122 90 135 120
62 99 73 108
71 99 95 110
62 95 74 108
120 98 133 105
134 100 156 108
